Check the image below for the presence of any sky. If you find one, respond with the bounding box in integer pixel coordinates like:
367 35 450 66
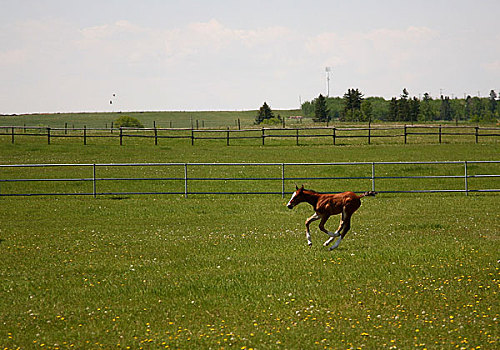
1 0 499 114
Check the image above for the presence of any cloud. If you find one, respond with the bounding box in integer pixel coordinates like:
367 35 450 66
306 26 438 67
0 49 27 65
162 19 294 64
482 60 500 73
74 19 295 67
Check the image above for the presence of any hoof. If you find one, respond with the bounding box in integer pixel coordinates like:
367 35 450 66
308 242 312 247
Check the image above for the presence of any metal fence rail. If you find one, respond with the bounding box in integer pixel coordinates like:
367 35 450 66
0 161 499 198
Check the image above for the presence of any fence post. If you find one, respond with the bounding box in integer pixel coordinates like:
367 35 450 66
281 163 285 198
11 127 14 144
464 161 468 196
119 127 123 145
84 125 87 145
333 127 336 145
262 128 265 146
475 126 479 143
296 129 299 146
371 162 376 192
368 124 371 145
184 163 188 198
191 128 194 146
65 122 68 135
404 125 407 144
439 125 442 144
238 118 241 130
93 164 97 198
154 127 158 146
226 127 230 146
47 127 51 145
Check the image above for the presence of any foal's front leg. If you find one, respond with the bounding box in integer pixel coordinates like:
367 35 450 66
305 213 321 246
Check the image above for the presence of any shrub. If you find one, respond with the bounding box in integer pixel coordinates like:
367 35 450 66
114 116 144 128
260 117 283 126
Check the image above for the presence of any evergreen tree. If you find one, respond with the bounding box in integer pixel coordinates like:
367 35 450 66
255 102 274 124
440 96 452 120
464 95 472 120
408 97 420 124
387 97 398 121
420 93 434 121
313 94 330 122
342 88 364 121
397 88 410 121
489 90 498 116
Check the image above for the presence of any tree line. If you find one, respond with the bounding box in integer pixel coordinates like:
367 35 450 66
300 89 499 123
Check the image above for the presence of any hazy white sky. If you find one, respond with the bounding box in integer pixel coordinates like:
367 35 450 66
1 0 499 114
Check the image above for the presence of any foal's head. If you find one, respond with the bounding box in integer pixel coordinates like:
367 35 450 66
286 185 306 209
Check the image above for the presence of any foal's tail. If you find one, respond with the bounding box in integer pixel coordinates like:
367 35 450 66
359 191 377 198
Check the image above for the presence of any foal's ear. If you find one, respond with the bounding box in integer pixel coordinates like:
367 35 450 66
295 184 299 190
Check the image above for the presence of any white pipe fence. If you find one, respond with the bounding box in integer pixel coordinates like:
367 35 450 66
0 161 499 198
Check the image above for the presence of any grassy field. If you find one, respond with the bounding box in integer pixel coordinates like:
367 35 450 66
1 135 499 349
1 110 498 130
0 110 304 129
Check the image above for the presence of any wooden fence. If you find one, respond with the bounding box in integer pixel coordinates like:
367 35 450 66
1 125 499 146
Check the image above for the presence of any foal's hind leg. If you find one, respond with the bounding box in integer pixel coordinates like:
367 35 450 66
323 212 344 247
329 215 351 250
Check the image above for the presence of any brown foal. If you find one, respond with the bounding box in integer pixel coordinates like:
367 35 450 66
286 185 376 250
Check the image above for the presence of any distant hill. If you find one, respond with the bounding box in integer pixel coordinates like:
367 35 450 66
0 110 302 129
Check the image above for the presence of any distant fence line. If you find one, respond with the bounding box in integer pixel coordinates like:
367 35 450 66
1 125 499 146
0 161 498 198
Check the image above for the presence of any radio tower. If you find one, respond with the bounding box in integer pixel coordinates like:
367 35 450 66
325 67 332 97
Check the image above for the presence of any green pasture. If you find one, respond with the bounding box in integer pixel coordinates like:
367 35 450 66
1 134 499 349
0 110 303 130
1 110 497 130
